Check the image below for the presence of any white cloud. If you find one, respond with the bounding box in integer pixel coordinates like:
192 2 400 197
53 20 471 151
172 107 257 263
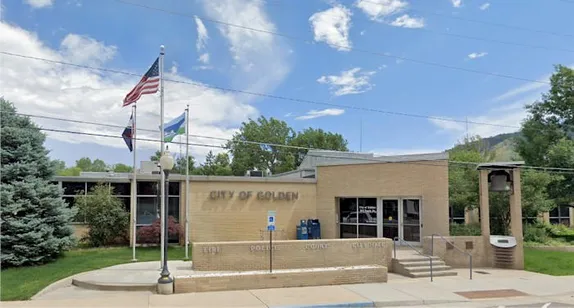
317 67 376 96
24 0 53 8
309 5 352 51
202 0 290 93
468 52 488 59
0 21 257 160
170 61 178 74
198 53 210 64
451 0 462 8
390 14 425 28
284 112 293 117
479 2 490 10
60 34 117 66
355 0 407 21
378 64 387 70
194 16 209 51
295 108 345 120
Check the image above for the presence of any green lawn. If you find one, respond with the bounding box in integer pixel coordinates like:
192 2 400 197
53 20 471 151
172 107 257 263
524 247 574 276
0 246 186 301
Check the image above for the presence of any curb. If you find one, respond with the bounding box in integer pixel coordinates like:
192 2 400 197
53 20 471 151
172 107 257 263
270 299 469 308
271 302 375 308
71 279 157 292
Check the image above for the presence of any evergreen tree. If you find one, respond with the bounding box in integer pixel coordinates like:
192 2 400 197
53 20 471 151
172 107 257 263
0 99 76 267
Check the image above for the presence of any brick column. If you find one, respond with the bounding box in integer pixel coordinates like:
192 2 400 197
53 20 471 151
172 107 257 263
509 169 524 270
479 170 490 237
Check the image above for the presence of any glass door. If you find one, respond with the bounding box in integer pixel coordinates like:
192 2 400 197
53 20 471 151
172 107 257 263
338 197 378 238
402 199 421 243
382 199 399 240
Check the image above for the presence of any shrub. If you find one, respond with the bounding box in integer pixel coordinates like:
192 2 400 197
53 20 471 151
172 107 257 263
137 216 181 244
523 223 550 243
450 223 481 236
76 184 129 247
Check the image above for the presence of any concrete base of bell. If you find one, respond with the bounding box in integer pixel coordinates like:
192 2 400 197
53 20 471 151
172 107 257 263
157 281 174 295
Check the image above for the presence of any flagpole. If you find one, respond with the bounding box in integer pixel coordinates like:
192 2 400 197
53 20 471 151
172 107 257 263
159 45 166 266
185 104 190 260
132 104 138 262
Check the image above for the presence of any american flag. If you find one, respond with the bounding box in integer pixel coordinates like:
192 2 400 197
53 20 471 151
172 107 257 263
122 58 160 107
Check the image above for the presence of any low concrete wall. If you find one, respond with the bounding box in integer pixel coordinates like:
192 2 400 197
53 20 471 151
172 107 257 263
422 236 492 268
192 238 393 271
174 265 387 293
71 224 89 241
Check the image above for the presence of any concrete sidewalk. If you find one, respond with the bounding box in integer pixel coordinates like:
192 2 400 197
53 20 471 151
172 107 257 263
3 268 573 307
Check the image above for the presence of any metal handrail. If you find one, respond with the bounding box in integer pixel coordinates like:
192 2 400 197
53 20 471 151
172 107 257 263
393 237 433 282
431 233 473 280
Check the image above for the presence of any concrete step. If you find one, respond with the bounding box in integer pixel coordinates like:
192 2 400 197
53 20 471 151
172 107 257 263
408 271 458 278
404 265 452 273
399 260 446 267
394 256 441 262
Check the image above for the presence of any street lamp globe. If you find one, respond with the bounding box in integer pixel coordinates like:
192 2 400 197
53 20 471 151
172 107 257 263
160 150 174 171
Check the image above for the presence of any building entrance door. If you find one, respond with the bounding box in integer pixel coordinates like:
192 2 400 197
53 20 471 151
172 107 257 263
401 199 421 244
379 198 421 244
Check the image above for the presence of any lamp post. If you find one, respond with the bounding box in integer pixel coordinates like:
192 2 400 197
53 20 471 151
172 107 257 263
158 149 174 294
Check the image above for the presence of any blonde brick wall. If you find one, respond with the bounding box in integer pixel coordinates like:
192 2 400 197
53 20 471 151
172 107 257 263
188 180 317 243
422 236 493 268
174 266 387 293
192 238 393 271
316 161 449 239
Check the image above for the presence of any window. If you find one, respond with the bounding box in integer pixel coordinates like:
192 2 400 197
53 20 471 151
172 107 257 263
138 181 159 196
168 181 180 196
449 206 465 224
338 197 377 239
168 197 180 222
137 197 159 225
550 205 571 226
62 182 85 195
111 183 131 196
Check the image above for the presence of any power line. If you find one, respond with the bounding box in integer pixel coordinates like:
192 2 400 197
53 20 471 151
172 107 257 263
0 51 522 130
268 0 574 54
114 0 550 85
16 112 327 151
8 113 574 174
352 0 574 39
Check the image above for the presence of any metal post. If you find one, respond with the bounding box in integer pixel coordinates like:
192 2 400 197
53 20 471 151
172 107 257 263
158 169 172 284
159 45 165 266
269 229 273 273
431 234 434 256
184 105 190 260
131 104 137 262
430 255 433 282
470 255 473 280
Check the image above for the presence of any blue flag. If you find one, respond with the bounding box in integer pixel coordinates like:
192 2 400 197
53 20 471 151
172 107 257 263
161 112 185 142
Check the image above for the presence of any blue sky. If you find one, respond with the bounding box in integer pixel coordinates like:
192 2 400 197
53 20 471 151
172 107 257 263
1 0 573 167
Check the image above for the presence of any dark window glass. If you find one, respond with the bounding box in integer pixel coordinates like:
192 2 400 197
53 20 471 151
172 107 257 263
359 225 377 238
86 182 105 193
549 218 560 225
63 196 76 208
550 207 560 217
559 205 570 217
168 197 180 222
111 183 131 196
137 197 159 225
138 182 159 196
118 197 130 213
339 198 357 223
168 181 180 195
62 182 85 195
358 198 377 224
383 200 399 240
340 224 357 238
